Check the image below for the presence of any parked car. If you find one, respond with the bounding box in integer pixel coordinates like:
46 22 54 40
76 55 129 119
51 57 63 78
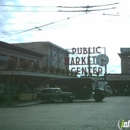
37 88 74 103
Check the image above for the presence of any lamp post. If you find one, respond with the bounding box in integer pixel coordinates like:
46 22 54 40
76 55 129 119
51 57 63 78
104 47 107 80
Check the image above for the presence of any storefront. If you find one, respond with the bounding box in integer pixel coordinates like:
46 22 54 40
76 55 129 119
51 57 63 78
106 74 130 96
0 70 74 102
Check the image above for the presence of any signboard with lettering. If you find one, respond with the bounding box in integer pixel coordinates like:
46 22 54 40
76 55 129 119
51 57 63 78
65 47 109 76
106 75 130 81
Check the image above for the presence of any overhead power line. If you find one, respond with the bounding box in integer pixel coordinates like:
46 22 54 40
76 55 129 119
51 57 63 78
0 3 119 12
0 12 121 36
0 3 119 8
0 2 119 38
103 13 120 16
58 3 119 8
0 7 115 12
0 23 69 35
0 22 51 25
1 13 86 39
58 7 116 12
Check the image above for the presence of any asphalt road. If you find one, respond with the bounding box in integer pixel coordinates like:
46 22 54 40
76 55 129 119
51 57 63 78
0 97 130 130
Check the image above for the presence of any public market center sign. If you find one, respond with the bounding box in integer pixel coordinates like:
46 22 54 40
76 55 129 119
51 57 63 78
65 47 109 75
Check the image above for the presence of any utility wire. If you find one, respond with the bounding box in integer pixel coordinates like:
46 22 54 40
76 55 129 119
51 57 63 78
0 3 119 8
0 10 62 12
0 3 118 38
0 8 115 12
1 13 86 39
1 13 120 36
58 3 119 8
103 13 120 16
0 23 69 35
0 22 49 25
0 3 118 12
58 7 116 12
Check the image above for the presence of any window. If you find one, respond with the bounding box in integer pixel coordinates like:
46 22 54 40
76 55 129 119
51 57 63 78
52 59 57 66
20 58 26 64
0 54 7 66
29 60 34 65
10 56 17 63
45 54 49 65
53 89 60 93
52 50 57 56
60 62 63 67
41 89 52 93
60 53 63 58
52 59 55 65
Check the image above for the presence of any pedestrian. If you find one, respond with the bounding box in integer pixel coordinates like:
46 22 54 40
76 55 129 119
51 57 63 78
115 89 118 96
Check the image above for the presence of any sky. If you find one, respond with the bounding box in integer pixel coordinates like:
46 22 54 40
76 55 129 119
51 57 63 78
0 0 130 75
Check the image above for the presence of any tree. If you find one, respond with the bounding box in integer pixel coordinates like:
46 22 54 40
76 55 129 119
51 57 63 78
19 60 31 70
49 65 55 73
33 62 40 71
42 65 49 73
70 71 74 76
65 69 69 75
61 68 65 74
55 67 61 74
69 70 72 75
85 72 88 76
6 58 17 70
74 71 78 76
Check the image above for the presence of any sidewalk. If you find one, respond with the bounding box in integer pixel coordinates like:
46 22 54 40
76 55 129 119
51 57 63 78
0 100 43 107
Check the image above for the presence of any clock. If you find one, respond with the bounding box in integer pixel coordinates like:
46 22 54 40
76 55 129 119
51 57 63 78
96 54 109 66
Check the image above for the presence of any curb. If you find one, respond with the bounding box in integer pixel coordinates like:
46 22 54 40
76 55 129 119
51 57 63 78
14 101 43 107
0 100 43 108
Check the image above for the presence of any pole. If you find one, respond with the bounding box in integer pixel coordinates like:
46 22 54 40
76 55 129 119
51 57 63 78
88 52 90 75
104 47 107 80
7 76 11 106
88 47 92 76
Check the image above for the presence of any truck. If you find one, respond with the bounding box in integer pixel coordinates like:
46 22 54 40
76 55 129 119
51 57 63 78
49 77 106 102
37 88 74 103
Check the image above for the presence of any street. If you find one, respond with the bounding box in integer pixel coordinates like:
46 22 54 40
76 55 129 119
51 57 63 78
0 97 130 130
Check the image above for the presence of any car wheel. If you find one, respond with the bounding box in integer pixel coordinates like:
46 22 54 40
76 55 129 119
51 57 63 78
107 93 110 96
69 99 73 103
63 97 70 103
94 96 103 102
43 97 50 103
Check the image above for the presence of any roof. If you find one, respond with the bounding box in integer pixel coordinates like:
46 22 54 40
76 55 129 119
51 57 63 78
118 53 130 58
13 41 71 54
41 41 68 52
0 41 44 58
49 77 96 85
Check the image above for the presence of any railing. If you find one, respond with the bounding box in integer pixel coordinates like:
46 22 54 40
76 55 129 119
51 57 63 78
0 70 76 78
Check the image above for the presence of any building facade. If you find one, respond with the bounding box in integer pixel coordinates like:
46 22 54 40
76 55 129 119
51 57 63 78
0 41 74 102
13 41 69 70
118 48 130 74
0 41 44 70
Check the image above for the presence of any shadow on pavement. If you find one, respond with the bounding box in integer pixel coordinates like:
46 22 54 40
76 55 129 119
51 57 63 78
0 99 106 108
